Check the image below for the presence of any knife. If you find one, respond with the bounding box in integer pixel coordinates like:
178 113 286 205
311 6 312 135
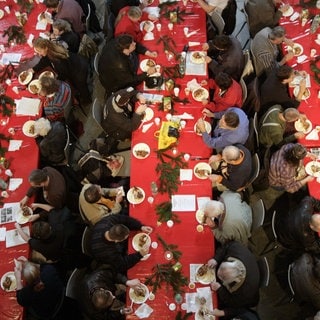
190 156 209 160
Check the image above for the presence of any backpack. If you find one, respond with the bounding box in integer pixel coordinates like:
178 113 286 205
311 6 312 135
78 34 98 59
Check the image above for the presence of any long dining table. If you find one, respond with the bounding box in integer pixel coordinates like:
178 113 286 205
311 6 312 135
127 1 218 319
0 1 47 318
279 1 320 199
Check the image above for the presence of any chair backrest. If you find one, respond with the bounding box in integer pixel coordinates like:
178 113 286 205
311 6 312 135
237 153 260 191
81 226 93 257
239 77 248 104
257 256 270 288
93 51 100 76
242 76 261 118
287 263 295 298
63 86 73 125
244 117 256 155
271 209 277 241
66 268 87 300
92 98 106 134
209 11 225 35
63 125 71 165
241 49 254 80
85 3 91 32
78 201 92 226
103 1 115 41
253 112 259 148
251 198 265 231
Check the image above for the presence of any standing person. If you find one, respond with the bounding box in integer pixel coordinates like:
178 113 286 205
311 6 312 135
32 37 91 106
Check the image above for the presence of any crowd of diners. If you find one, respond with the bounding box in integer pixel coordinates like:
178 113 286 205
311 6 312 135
9 0 320 319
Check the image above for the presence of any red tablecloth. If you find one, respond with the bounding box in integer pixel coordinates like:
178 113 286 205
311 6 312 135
0 1 46 318
127 1 217 318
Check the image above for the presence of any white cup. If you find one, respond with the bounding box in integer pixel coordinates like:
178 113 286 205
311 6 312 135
311 49 317 58
4 6 10 14
167 220 174 228
156 23 161 31
166 113 172 121
180 120 186 129
5 169 13 177
184 87 190 96
147 196 154 204
183 0 188 5
151 241 158 249
183 27 189 36
169 303 176 311
184 153 190 161
301 18 307 26
5 79 11 86
12 86 19 94
168 23 173 31
173 87 180 97
1 191 9 198
149 292 155 300
154 117 160 126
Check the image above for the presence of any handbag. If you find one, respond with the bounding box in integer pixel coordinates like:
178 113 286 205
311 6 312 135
154 120 180 150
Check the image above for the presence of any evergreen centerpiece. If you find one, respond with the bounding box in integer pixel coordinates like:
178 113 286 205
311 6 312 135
16 0 34 14
3 26 27 45
156 201 180 223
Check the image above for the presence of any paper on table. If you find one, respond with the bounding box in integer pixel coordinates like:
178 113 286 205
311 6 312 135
143 93 163 103
171 194 196 211
0 227 6 241
8 140 23 151
306 129 320 140
135 303 154 319
8 178 23 191
190 263 203 283
180 169 193 181
185 292 198 313
15 97 41 116
187 78 201 91
36 20 47 30
185 52 207 76
289 73 311 87
197 197 211 210
6 226 29 248
0 53 22 65
196 287 214 311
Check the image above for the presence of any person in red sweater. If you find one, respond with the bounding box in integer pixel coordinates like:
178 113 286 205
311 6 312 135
201 72 243 112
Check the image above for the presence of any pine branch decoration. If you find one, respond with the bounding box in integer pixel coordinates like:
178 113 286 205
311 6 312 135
155 201 180 223
160 6 193 23
17 0 34 14
3 26 27 45
157 35 178 57
157 234 182 260
0 95 15 117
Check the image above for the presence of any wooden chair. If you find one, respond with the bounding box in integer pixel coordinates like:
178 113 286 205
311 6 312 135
251 198 265 231
81 226 93 257
78 202 92 227
92 98 107 135
257 256 270 288
66 268 87 300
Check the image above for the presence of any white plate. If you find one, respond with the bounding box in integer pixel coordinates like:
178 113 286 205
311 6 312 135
129 284 149 304
305 161 320 178
16 206 33 224
194 121 211 136
192 87 209 102
282 6 294 17
37 11 52 22
132 232 151 251
195 310 215 320
194 162 212 179
289 43 303 56
142 107 154 122
140 20 154 32
140 58 156 72
0 9 4 20
190 51 206 64
28 79 41 94
132 143 151 159
294 119 312 134
18 70 33 85
195 264 216 284
22 120 37 137
127 187 145 204
1 271 17 292
146 0 154 5
39 70 55 79
196 209 206 224
293 86 310 100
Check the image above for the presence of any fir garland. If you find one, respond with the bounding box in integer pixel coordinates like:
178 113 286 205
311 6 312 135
155 201 180 223
158 235 182 260
159 6 193 24
16 0 34 14
3 26 27 45
310 56 320 84
157 36 178 58
0 95 15 117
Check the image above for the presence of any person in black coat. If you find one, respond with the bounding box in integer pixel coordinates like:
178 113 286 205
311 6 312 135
98 34 157 97
207 241 260 319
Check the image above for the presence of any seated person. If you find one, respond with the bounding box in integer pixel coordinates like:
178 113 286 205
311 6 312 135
38 76 72 122
207 241 260 318
203 191 252 245
34 118 67 166
98 34 157 96
273 195 320 255
14 257 64 319
79 184 123 226
91 215 153 273
196 107 249 151
259 105 305 148
20 167 66 209
204 35 245 81
196 0 228 14
102 87 147 147
201 72 243 112
260 65 307 112
208 144 252 191
79 264 142 320
291 253 320 312
51 18 80 53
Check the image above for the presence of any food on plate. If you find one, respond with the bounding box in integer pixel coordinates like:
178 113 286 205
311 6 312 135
19 71 28 83
193 88 205 100
2 276 12 290
138 234 148 247
192 52 203 60
195 167 210 177
293 46 302 55
302 88 310 99
146 59 156 67
22 206 31 217
197 264 209 277
29 84 39 94
143 21 153 31
134 149 149 158
39 71 54 78
301 120 310 131
134 286 146 298
311 165 320 174
28 124 35 135
132 187 144 200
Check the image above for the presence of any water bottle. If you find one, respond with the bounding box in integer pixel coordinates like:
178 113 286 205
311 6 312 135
150 181 158 196
179 52 186 76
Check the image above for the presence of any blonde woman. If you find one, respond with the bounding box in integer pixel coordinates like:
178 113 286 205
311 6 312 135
31 37 91 105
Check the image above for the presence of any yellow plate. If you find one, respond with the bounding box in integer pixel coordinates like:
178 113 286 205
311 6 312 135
18 70 33 85
305 161 320 178
192 87 209 102
28 79 41 95
190 51 205 64
132 143 151 159
16 206 33 224
294 119 312 134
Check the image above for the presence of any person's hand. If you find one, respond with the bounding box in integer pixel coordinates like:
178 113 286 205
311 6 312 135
212 308 225 317
196 118 206 133
207 258 217 268
30 203 40 211
126 279 141 288
200 80 208 86
205 56 212 64
284 51 294 62
139 244 150 256
201 99 209 106
294 132 305 139
305 175 315 183
208 174 222 183
202 43 209 51
299 78 306 89
279 4 290 13
208 154 222 164
145 51 158 58
146 66 156 75
135 104 147 115
14 222 22 230
284 37 294 48
210 281 221 291
20 196 29 208
137 93 146 104
141 226 153 234
202 108 214 118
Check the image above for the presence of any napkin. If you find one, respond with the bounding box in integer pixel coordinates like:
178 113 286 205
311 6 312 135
290 12 300 21
186 53 207 76
144 32 154 41
297 55 308 63
180 169 193 181
172 194 196 211
306 129 320 140
289 74 311 87
0 227 6 241
185 292 198 313
187 79 201 91
6 226 29 248
8 140 23 151
0 53 22 65
36 20 47 30
189 41 201 47
142 122 153 133
8 178 23 191
135 303 153 319
196 287 214 311
143 6 160 18
15 97 41 116
175 112 194 120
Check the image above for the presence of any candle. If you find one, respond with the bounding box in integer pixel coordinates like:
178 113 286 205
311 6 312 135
164 251 173 260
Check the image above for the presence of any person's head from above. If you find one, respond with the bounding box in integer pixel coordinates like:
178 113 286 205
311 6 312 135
215 72 233 91
127 6 142 22
211 35 231 51
268 26 286 44
32 221 52 240
115 34 136 55
113 87 136 108
39 76 60 97
21 261 41 285
52 19 72 36
282 107 300 122
28 169 49 187
89 137 110 156
107 224 130 242
283 143 307 166
84 184 102 203
276 65 295 83
217 259 246 287
203 200 224 228
222 145 244 164
44 0 60 10
34 117 52 137
33 37 69 59
219 110 240 130
310 214 320 233
90 287 115 310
